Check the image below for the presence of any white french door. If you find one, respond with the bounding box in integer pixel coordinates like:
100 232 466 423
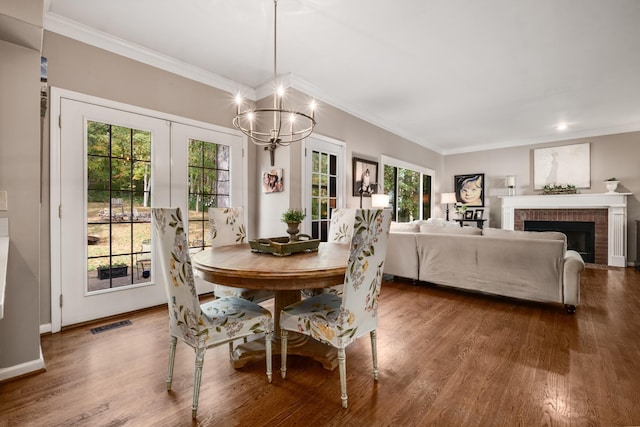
304 135 346 240
169 122 245 295
51 90 245 331
55 98 171 328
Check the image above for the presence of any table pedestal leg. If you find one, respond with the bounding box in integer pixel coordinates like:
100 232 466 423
230 289 338 370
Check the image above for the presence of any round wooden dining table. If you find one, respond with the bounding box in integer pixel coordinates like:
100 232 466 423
191 242 350 370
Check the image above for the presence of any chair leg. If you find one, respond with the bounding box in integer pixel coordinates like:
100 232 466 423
280 329 288 379
370 330 379 380
265 331 273 383
167 336 177 391
338 348 348 408
192 348 206 419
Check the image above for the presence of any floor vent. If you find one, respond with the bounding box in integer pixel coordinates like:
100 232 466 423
90 320 132 334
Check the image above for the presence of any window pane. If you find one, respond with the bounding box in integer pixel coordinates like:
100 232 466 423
132 130 151 161
87 156 110 190
87 121 110 156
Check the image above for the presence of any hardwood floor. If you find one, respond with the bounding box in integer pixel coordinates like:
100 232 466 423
2 266 640 426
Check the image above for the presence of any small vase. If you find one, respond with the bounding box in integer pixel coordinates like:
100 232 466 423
605 181 619 193
286 221 300 242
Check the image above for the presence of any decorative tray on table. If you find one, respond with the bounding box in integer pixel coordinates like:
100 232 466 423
249 235 320 256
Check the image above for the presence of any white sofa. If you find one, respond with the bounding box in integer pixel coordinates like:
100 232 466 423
383 219 585 313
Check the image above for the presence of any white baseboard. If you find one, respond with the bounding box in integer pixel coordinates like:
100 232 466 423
40 323 52 334
0 346 46 382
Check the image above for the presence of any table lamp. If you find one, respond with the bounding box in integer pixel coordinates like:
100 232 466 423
440 192 457 221
371 194 390 209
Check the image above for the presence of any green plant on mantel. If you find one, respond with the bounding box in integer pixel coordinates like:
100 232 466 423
604 177 618 182
281 208 306 223
542 184 577 195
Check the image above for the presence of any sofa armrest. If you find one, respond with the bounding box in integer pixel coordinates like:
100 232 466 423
563 250 584 307
384 232 419 280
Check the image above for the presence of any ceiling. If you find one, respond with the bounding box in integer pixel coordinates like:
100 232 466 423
44 0 640 155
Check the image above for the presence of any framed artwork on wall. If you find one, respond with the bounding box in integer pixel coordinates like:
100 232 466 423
352 157 378 197
533 142 590 189
454 173 485 207
263 169 284 193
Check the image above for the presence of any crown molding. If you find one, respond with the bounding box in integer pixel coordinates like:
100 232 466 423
43 12 256 100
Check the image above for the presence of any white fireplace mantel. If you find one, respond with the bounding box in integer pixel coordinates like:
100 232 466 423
500 193 631 267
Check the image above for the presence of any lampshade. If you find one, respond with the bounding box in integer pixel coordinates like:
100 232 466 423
371 194 390 208
441 193 457 204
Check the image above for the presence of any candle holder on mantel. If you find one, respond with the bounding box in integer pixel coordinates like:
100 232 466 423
506 176 516 196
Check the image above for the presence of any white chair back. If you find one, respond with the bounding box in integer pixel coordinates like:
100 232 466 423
208 207 246 246
328 208 357 243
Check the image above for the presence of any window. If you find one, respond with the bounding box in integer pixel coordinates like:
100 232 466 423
381 155 433 222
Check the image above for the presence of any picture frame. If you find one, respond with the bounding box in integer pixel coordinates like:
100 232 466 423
464 210 474 220
353 157 379 197
533 142 590 190
474 209 484 220
262 168 284 193
455 173 485 207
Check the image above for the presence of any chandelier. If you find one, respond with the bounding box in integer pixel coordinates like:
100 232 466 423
233 0 317 165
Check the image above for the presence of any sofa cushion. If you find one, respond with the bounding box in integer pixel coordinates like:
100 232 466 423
482 227 566 242
419 224 482 235
390 222 420 233
425 218 459 227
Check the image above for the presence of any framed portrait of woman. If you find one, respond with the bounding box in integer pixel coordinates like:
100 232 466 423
455 173 485 207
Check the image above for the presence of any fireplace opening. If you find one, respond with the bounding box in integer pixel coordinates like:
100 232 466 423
524 220 595 263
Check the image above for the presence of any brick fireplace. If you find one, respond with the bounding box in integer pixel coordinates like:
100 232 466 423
514 208 607 264
501 193 630 267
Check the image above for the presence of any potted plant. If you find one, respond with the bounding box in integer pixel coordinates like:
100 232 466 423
281 208 306 241
97 262 129 280
454 203 467 219
604 177 619 193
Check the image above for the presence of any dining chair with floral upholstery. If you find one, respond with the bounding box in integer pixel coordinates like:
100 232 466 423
207 207 273 303
327 208 356 245
280 208 392 408
152 207 273 418
305 208 357 297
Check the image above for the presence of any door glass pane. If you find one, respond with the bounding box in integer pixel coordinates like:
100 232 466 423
187 139 230 251
86 121 152 293
310 150 337 241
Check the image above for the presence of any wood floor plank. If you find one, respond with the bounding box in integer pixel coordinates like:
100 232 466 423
1 267 640 426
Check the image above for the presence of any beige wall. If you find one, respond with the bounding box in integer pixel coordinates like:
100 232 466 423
254 88 444 237
444 132 640 263
0 40 42 369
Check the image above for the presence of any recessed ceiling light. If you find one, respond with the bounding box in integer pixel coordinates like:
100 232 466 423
556 123 568 131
